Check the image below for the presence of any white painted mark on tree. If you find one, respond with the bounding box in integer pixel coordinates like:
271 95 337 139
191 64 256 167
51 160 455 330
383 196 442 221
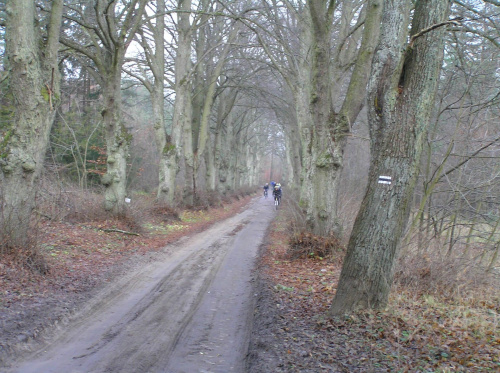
378 176 392 185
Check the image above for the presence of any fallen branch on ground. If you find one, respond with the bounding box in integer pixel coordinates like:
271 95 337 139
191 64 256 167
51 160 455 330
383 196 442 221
99 228 140 236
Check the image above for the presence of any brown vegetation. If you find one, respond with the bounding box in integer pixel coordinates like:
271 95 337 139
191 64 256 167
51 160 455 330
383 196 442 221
1 187 498 371
288 231 345 260
0 187 254 310
249 201 499 372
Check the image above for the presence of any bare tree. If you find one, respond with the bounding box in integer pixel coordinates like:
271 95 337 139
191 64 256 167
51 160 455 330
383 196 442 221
330 0 452 315
0 0 63 246
60 0 148 213
128 0 173 203
249 0 382 235
299 0 381 236
407 0 500 271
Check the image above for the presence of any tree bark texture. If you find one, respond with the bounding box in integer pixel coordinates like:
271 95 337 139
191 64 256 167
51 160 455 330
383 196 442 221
298 0 381 237
1 0 63 246
329 0 452 315
217 106 235 193
96 0 147 213
173 0 194 205
207 91 237 191
147 0 172 204
58 0 147 213
298 0 338 236
101 73 130 213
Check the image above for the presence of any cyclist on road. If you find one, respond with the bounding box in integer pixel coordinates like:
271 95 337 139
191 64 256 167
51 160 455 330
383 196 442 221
273 183 282 201
263 183 269 197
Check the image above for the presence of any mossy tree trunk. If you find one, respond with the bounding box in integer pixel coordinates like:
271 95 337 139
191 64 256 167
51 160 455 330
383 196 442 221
184 3 240 202
0 0 63 246
101 70 130 213
60 0 147 214
174 0 194 205
207 90 238 191
130 0 174 205
298 0 381 236
329 0 452 315
191 25 240 196
140 0 171 204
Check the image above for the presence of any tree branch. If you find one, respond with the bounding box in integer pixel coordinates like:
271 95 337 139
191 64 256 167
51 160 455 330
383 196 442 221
409 19 462 47
99 228 140 236
438 134 500 182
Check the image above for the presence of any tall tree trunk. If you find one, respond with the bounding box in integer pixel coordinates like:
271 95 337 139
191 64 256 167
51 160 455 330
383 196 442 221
206 97 224 191
187 18 240 200
59 0 147 213
299 0 381 236
146 0 171 204
101 71 130 213
174 0 194 205
211 90 238 192
205 135 216 191
217 107 235 194
284 119 302 189
329 0 451 315
299 0 340 236
1 0 63 246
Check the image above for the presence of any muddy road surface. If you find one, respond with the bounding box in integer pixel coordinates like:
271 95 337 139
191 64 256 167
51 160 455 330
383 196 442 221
6 197 275 373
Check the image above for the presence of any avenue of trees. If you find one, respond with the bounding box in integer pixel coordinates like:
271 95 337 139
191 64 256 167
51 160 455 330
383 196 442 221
1 0 499 314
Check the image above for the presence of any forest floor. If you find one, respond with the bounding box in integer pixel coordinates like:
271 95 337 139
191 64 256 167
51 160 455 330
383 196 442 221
0 192 499 372
248 204 499 372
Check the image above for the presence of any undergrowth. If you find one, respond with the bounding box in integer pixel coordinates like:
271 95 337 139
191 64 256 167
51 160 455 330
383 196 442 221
259 200 500 372
288 231 345 261
0 185 256 307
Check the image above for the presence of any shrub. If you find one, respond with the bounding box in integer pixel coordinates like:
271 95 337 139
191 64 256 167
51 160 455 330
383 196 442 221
287 232 345 261
394 243 498 302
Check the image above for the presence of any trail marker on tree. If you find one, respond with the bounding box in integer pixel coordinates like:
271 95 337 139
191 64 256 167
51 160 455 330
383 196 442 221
378 176 392 185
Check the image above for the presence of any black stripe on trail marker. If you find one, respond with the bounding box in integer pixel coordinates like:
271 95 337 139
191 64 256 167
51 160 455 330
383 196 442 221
378 176 392 185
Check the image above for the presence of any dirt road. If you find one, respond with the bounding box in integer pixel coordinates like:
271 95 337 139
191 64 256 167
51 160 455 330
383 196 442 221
7 196 275 373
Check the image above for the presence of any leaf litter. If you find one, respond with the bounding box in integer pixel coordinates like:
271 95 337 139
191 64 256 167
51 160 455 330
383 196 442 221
0 194 253 364
247 202 499 372
1 193 498 371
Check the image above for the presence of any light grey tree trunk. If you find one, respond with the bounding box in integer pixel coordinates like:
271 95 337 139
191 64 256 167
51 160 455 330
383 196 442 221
209 90 238 192
101 72 130 213
298 0 382 236
212 120 222 192
329 0 452 315
187 16 240 201
231 123 242 189
60 0 147 214
1 0 63 245
284 119 302 189
206 100 223 192
143 0 172 204
298 0 342 236
173 0 194 205
218 108 235 194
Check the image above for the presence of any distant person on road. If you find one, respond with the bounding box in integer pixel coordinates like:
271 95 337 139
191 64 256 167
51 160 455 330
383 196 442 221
263 183 269 197
270 181 276 189
273 183 282 200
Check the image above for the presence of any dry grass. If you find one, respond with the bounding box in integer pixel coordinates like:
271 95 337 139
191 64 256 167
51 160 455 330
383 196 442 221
288 231 345 260
255 198 500 372
0 186 256 308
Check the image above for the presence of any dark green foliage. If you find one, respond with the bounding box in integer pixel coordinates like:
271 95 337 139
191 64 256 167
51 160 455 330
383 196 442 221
49 108 106 186
0 79 13 133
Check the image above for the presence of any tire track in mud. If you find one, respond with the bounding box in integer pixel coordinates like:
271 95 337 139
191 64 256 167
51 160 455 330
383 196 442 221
8 196 275 373
163 211 272 373
87 238 233 373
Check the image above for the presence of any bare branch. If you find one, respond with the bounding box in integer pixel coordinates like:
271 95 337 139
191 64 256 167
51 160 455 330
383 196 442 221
409 18 463 47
